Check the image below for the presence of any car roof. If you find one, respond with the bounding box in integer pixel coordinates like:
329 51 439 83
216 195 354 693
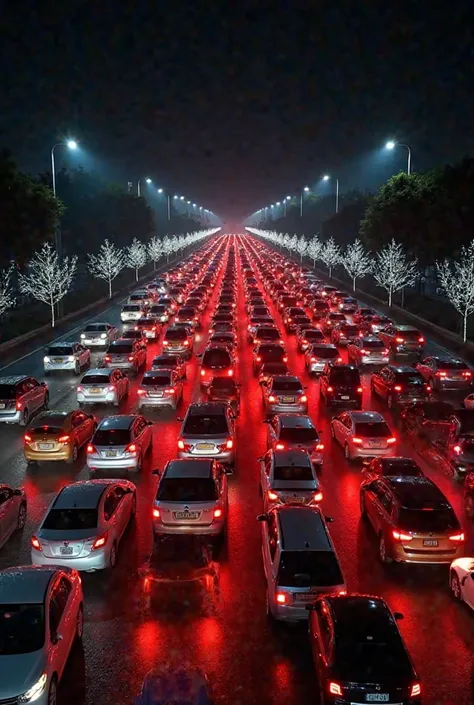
110 339 133 346
165 458 213 479
272 449 312 467
84 368 112 377
272 375 301 384
0 566 57 604
384 476 449 508
187 402 227 415
326 595 396 638
389 365 421 374
54 480 117 509
277 506 331 551
97 415 137 430
0 375 29 385
278 414 314 428
349 411 385 423
30 411 69 427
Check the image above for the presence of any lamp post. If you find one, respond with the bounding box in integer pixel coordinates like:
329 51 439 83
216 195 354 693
385 140 412 175
300 186 310 217
323 175 339 214
137 177 151 198
283 196 291 217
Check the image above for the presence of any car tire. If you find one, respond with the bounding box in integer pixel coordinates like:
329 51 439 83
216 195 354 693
75 604 84 641
344 443 352 461
67 443 78 465
379 534 392 564
43 393 49 409
17 503 27 530
20 408 29 427
47 676 58 705
450 571 462 600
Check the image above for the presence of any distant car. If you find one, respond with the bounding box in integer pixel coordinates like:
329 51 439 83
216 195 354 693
135 317 160 340
347 336 390 367
378 324 425 358
206 377 241 415
24 410 96 465
331 410 396 461
261 375 308 415
253 343 287 374
0 484 27 548
137 369 184 410
331 323 360 346
77 368 129 407
338 296 358 313
321 312 347 334
370 365 431 408
163 325 194 358
80 322 119 347
0 375 49 426
0 565 83 705
259 449 322 510
265 413 324 469
319 364 362 408
178 402 236 465
152 353 187 379
200 346 235 387
296 327 325 353
304 344 341 375
416 356 473 392
43 342 90 376
104 339 147 374
258 361 291 386
87 415 153 472
120 303 146 323
136 667 213 705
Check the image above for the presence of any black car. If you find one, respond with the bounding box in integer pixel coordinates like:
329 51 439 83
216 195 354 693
308 594 421 705
362 456 424 482
319 364 362 408
430 409 474 480
370 366 431 408
400 400 455 440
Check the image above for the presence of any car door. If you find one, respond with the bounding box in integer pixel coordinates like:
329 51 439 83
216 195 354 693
112 486 131 539
135 417 150 455
261 452 272 494
0 488 15 546
48 578 72 678
26 378 43 412
103 489 121 542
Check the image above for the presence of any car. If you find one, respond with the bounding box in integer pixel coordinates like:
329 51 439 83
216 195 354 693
429 408 474 480
450 557 474 609
137 368 184 410
259 449 322 509
80 322 119 347
347 336 390 367
87 415 153 471
208 332 237 352
199 346 235 387
104 339 147 374
304 344 341 375
364 314 393 334
257 505 345 621
0 565 84 705
247 315 274 342
337 296 358 313
296 327 325 352
121 328 148 345
310 299 330 321
43 341 90 376
177 402 236 465
283 307 307 332
77 368 129 407
399 400 455 440
0 375 49 426
151 353 187 379
262 375 308 415
135 316 160 340
416 356 473 391
163 325 194 358
360 475 464 564
120 303 146 324
257 361 291 386
0 484 27 548
152 458 231 539
253 325 283 345
307 594 421 705
253 343 287 374
378 324 425 358
128 290 151 306
205 377 241 415
319 364 363 408
370 365 431 408
31 479 136 571
148 304 170 323
175 305 200 329
331 411 396 461
361 457 424 483
321 312 347 334
319 285 338 299
265 414 324 468
24 410 96 465
353 306 376 325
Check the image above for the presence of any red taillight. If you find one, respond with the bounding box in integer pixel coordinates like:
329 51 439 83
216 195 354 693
163 340 169 346
283 356 288 362
454 444 462 454
394 385 402 392
31 536 41 551
436 371 447 377
360 349 367 355
128 356 134 362
16 401 22 410
300 395 307 402
352 437 362 445
276 443 285 450
151 326 157 331
213 508 223 519
337 357 342 362
276 592 287 604
178 439 185 450
329 682 342 696
153 508 160 518
316 443 324 451
410 683 422 698
92 531 108 550
357 387 363 393
24 434 32 443
392 529 413 541
184 340 189 346
137 389 146 395
425 385 432 392
418 337 425 343
268 395 276 402
387 437 396 445
228 369 233 376
256 356 261 362
201 369 206 376
164 388 175 394
327 386 334 393
267 490 279 501
58 435 70 443
310 356 316 362
104 356 111 362
302 339 307 344
87 444 96 454
395 337 404 343
225 438 233 450
313 491 323 502
449 532 465 542
135 325 139 330
126 443 137 453
463 371 472 378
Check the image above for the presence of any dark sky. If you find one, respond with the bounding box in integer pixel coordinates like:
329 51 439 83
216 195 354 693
2 1 473 222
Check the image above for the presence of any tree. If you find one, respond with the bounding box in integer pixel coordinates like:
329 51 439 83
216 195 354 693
320 237 341 278
126 238 147 281
296 235 308 262
18 242 77 327
0 264 15 317
88 239 125 298
162 236 174 262
437 240 474 342
343 239 373 291
148 236 163 270
373 239 418 307
307 236 322 266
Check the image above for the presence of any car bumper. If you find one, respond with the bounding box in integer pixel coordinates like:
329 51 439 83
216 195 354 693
24 446 73 462
391 543 463 564
77 392 118 404
44 362 76 371
325 396 361 407
360 355 390 365
0 410 21 424
32 548 108 571
82 338 107 346
352 446 394 459
265 402 308 414
394 346 424 355
436 379 473 391
178 449 235 464
308 363 325 374
104 361 135 370
270 600 310 622
87 455 140 470
138 396 177 409
153 518 225 537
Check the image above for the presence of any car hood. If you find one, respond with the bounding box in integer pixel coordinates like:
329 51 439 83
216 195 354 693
0 649 45 698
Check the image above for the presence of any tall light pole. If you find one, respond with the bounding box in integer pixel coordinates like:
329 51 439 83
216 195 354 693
157 188 171 221
323 174 339 214
137 177 151 198
385 140 412 175
300 186 310 217
51 140 77 200
283 196 291 217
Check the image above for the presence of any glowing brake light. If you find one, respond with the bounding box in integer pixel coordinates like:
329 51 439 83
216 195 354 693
104 355 111 362
276 592 287 604
360 349 367 355
300 395 307 402
137 389 146 395
213 508 223 519
310 356 316 362
327 386 334 393
128 356 134 362
394 385 402 392
31 536 41 551
228 369 233 376
225 438 233 450
352 437 362 445
392 529 413 541
463 371 472 377
58 435 70 443
418 337 425 343
164 388 175 394
436 371 447 377
395 337 404 343
337 357 342 362
313 491 323 502
449 532 465 542
357 387 363 393
126 443 137 453
268 395 276 402
276 443 285 450
425 385 432 392
24 434 32 443
316 443 324 451
178 439 185 450
16 401 23 410
184 340 189 346
86 444 96 454
267 490 279 501
283 356 288 362
152 508 160 518
454 444 462 454
410 683 422 698
92 531 108 550
387 437 397 445
329 682 342 696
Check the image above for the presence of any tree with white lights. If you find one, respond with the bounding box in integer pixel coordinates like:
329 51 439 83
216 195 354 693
437 240 474 342
162 236 174 262
296 235 308 262
320 237 341 278
289 234 298 254
148 236 163 271
0 264 15 318
373 239 418 308
19 242 77 328
88 239 125 298
343 238 373 291
127 238 147 281
307 236 322 266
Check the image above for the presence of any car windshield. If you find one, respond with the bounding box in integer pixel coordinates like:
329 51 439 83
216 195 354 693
279 427 318 443
273 380 303 392
142 375 171 386
355 422 391 437
183 414 228 435
43 508 99 530
336 637 411 681
278 551 343 587
0 604 45 655
157 478 218 502
329 369 360 385
47 346 73 355
274 464 313 481
202 350 231 368
84 324 107 332
29 426 64 436
108 344 133 354
362 340 385 349
0 385 16 399
165 329 187 341
312 347 338 359
398 507 458 532
82 375 110 385
93 429 130 446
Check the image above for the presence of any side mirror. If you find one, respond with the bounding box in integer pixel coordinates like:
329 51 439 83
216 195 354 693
13 488 22 496
52 633 63 645
325 516 335 523
152 469 161 476
393 612 404 621
256 514 268 522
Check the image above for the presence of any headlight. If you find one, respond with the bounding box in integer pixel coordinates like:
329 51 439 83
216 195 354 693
68 356 75 362
43 356 50 363
100 333 107 339
80 333 86 338
19 673 47 702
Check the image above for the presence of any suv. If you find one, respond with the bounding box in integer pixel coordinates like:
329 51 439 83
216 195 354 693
347 336 389 367
178 402 236 465
305 344 341 376
261 375 308 415
319 364 362 408
259 448 322 509
43 342 90 376
360 475 464 564
163 325 194 358
379 325 425 358
370 365 431 408
257 505 345 621
87 415 153 471
308 594 421 705
137 369 183 410
80 322 118 347
266 414 324 469
0 376 49 426
199 346 235 387
120 303 146 324
152 458 231 539
104 339 147 374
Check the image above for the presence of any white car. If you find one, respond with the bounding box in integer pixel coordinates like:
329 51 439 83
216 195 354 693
0 565 83 705
120 304 145 323
44 341 90 376
450 558 474 609
80 322 118 347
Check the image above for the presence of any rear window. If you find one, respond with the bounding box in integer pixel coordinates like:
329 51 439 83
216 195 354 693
153 357 179 367
122 331 141 338
395 372 425 385
261 363 288 375
47 346 73 355
398 508 458 532
278 551 343 588
397 329 421 340
93 429 130 446
383 460 422 476
273 379 303 392
83 375 110 385
183 414 229 435
274 465 313 481
437 360 468 370
142 374 171 386
252 307 269 316
178 308 195 317
329 313 346 320
314 301 329 310
256 328 279 340
0 385 16 399
165 329 187 341
122 305 140 312
355 422 391 437
336 637 412 681
150 306 166 313
43 508 98 531
157 478 218 502
213 314 232 322
305 331 324 340
29 426 63 435
279 427 318 443
329 369 360 385
202 349 231 368
108 344 133 354
312 347 338 359
362 339 385 349
340 325 358 335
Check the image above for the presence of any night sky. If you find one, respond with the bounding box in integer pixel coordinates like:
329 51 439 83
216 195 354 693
2 1 473 222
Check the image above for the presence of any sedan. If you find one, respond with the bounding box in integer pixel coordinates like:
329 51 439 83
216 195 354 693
152 354 187 379
262 375 308 415
77 368 129 407
361 456 424 483
347 336 389 367
416 356 473 391
304 343 341 375
296 327 325 353
31 479 136 571
80 321 118 347
87 415 153 472
24 410 96 465
135 317 161 340
371 365 431 408
253 343 287 374
259 448 322 510
137 369 183 410
0 484 27 548
43 342 90 376
331 410 396 461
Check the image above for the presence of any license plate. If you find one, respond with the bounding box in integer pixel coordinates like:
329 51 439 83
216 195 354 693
288 496 305 503
282 396 295 403
54 358 63 363
294 593 314 602
39 443 53 450
341 395 350 400
60 546 73 555
196 443 214 450
368 440 382 448
0 403 5 409
174 511 200 520
150 392 163 397
106 450 117 457
84 339 92 344
423 539 438 547
90 388 101 393
365 695 390 703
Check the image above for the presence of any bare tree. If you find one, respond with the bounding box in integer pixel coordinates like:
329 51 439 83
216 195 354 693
320 237 341 278
296 235 308 262
343 238 373 291
18 242 77 328
437 240 474 342
307 236 322 266
88 239 125 298
127 238 147 281
148 236 163 271
0 264 16 318
373 239 418 308
162 236 174 262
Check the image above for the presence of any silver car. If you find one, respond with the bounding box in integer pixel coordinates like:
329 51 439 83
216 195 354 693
120 303 146 323
87 414 153 471
0 375 49 426
262 375 308 415
259 449 322 510
80 321 118 347
266 414 324 469
77 368 129 407
31 480 136 571
347 337 390 367
138 369 184 410
178 403 236 465
0 565 83 705
331 410 397 461
43 341 90 375
152 458 231 538
0 484 27 548
304 344 341 375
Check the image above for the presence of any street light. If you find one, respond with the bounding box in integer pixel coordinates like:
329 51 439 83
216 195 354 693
283 196 291 217
137 177 151 197
157 188 163 193
385 140 412 175
180 196 185 201
51 139 78 200
300 186 310 217
323 174 340 214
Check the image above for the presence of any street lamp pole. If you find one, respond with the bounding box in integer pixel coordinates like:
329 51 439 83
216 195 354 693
385 141 412 175
300 187 309 217
167 195 171 221
323 175 339 214
137 177 151 198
